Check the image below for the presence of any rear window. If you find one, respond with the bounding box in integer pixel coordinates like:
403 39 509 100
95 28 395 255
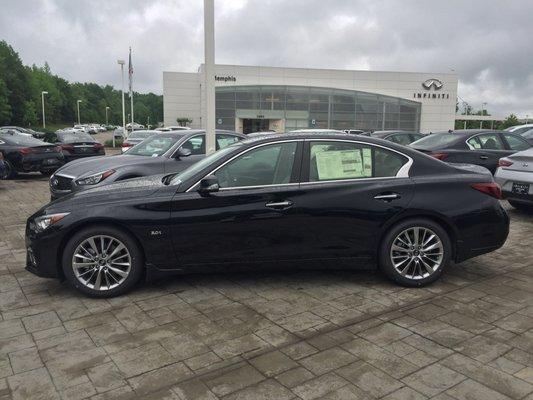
410 133 459 150
58 133 94 143
0 134 44 146
129 132 154 139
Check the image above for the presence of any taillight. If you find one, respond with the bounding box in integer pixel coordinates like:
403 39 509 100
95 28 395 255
122 142 133 147
60 144 74 153
54 146 62 153
498 159 513 168
0 152 3 160
471 182 502 199
430 152 449 161
93 143 104 149
19 148 33 155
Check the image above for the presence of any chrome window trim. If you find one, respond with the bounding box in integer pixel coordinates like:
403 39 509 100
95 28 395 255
185 139 302 192
185 138 413 192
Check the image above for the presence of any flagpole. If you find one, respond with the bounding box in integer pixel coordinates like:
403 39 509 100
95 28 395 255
129 47 134 135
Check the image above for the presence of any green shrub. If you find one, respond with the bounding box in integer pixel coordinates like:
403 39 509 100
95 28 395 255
104 139 123 147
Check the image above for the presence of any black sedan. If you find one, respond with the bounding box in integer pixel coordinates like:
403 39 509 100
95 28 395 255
49 130 245 200
0 133 64 179
26 133 509 297
370 131 425 146
55 132 105 162
410 129 531 173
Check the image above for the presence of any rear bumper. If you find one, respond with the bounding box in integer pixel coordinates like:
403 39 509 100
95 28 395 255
455 202 510 262
495 168 533 204
16 154 64 172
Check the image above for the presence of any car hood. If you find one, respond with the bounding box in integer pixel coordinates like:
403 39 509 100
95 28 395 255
55 154 159 177
49 174 171 209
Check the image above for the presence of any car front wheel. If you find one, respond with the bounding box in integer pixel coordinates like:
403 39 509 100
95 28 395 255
379 218 451 287
62 225 144 297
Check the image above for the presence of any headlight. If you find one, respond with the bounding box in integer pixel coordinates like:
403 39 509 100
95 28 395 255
75 169 115 185
33 213 70 233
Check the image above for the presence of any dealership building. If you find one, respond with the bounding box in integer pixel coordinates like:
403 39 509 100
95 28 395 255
163 64 458 134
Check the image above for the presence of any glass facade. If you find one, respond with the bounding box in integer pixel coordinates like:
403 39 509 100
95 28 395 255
215 85 421 132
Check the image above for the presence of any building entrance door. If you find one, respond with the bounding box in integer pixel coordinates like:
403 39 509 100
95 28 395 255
242 118 270 134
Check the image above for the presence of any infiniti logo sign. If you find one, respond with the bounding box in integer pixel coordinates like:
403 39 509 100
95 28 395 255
422 78 444 90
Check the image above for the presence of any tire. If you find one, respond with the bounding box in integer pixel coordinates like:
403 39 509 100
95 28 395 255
379 218 451 287
1 160 15 179
508 200 533 212
62 225 144 297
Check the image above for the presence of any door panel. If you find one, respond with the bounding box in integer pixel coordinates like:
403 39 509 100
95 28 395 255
169 186 306 265
294 179 414 262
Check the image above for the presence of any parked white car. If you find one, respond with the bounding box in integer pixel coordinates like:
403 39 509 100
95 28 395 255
505 124 533 135
495 147 533 210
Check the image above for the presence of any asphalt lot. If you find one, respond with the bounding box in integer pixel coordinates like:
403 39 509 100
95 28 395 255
0 170 533 399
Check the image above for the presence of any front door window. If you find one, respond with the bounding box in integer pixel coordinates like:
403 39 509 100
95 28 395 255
215 142 298 188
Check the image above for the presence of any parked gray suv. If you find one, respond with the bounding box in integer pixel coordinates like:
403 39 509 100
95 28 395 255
49 130 245 200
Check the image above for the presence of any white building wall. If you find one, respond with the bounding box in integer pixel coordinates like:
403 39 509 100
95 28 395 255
163 65 458 133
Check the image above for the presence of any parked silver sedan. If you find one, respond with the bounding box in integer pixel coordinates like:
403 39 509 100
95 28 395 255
495 148 533 210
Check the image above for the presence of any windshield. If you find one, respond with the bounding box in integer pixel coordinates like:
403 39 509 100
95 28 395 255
410 133 460 150
169 143 243 185
129 131 154 139
124 135 182 156
58 133 94 143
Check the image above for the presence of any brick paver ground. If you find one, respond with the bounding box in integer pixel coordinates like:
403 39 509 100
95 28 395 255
0 173 532 400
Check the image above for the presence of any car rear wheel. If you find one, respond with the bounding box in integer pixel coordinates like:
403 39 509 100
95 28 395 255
62 225 144 297
379 218 451 287
1 160 15 179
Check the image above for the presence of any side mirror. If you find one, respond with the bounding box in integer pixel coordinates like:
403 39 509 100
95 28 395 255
198 175 219 195
176 147 191 158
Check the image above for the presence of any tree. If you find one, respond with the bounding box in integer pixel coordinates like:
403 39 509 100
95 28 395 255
500 114 520 130
0 79 12 124
21 101 37 126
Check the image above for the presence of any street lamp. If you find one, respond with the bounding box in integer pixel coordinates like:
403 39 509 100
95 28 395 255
77 100 82 125
117 59 126 147
41 91 48 129
480 102 487 128
105 106 110 126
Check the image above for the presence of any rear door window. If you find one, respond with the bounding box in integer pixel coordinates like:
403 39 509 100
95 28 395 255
468 134 505 150
388 134 412 146
216 134 241 150
308 141 407 182
181 135 205 155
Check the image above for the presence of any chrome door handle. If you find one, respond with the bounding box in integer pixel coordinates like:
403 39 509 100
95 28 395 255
479 155 489 160
265 200 293 209
374 193 401 201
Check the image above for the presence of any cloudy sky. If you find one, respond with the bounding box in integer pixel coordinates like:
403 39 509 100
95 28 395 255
1 0 532 117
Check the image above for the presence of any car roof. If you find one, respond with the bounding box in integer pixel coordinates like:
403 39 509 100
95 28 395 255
240 132 408 146
371 130 416 138
432 129 505 136
153 129 245 139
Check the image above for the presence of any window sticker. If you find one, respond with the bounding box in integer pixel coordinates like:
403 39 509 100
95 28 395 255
315 149 370 180
362 148 372 176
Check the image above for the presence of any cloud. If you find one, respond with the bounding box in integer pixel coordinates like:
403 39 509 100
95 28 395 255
1 0 532 117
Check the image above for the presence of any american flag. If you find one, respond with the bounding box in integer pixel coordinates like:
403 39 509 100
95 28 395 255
128 47 133 93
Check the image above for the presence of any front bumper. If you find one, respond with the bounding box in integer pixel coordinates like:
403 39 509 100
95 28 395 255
25 221 63 278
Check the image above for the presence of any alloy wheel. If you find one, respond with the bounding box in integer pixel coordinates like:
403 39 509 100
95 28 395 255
71 235 131 291
390 226 444 280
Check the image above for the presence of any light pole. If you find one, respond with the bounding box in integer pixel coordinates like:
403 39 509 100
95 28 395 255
204 0 216 154
41 91 48 129
105 106 110 126
117 59 126 147
77 100 82 125
480 102 487 128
